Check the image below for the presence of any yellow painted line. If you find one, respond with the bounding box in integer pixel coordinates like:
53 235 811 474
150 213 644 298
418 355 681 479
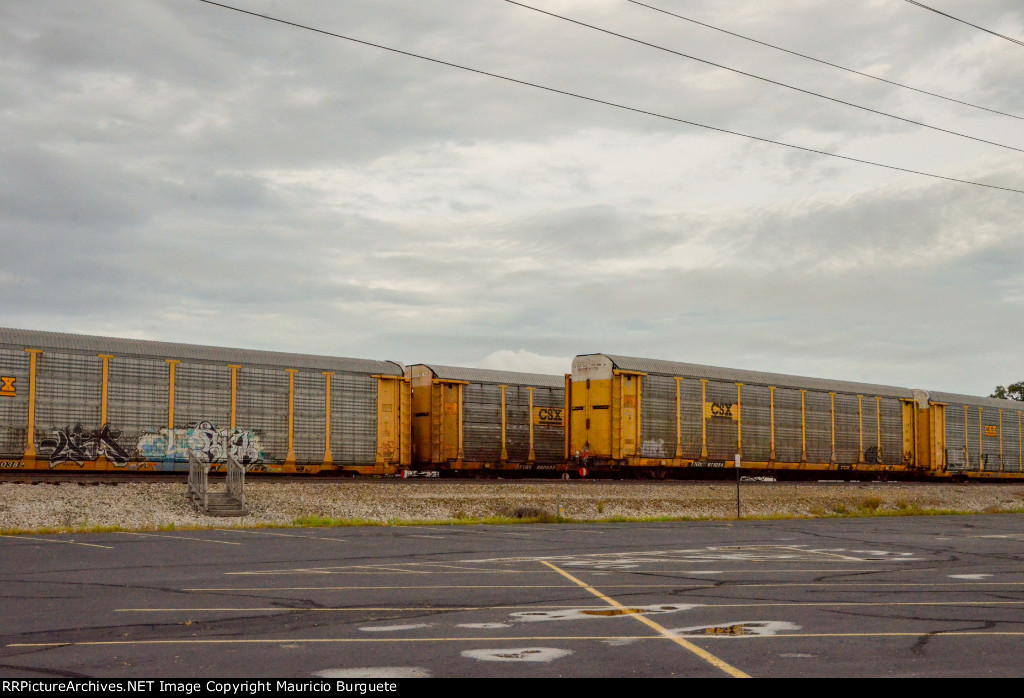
14 631 1024 648
541 560 750 679
0 534 114 550
215 529 347 542
118 532 241 546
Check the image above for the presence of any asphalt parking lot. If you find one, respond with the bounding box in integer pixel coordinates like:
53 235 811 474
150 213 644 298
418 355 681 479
2 515 1024 678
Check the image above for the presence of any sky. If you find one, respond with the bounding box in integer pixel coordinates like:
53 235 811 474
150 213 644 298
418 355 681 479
2 0 1023 396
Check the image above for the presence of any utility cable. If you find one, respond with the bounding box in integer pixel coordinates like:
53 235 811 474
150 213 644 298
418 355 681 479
904 0 1024 48
195 0 1024 195
628 0 1023 121
501 0 1024 154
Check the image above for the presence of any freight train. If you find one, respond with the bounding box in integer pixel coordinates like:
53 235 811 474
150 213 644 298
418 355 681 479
0 328 1020 481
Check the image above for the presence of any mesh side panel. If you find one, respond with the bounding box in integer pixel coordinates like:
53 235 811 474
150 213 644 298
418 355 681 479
835 393 860 464
680 379 703 458
705 381 739 460
945 404 968 469
0 349 28 458
862 398 882 464
294 372 326 465
505 386 530 462
1001 412 1022 473
463 383 501 463
533 385 565 463
981 407 1003 470
35 352 102 457
804 391 831 463
640 375 676 459
741 384 771 462
332 373 376 465
176 362 231 429
880 398 904 465
774 388 803 462
107 357 169 460
237 367 288 463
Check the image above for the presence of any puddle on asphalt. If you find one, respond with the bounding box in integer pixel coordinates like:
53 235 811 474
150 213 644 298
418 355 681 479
511 604 699 623
457 622 513 629
462 648 573 663
359 623 432 632
669 621 800 637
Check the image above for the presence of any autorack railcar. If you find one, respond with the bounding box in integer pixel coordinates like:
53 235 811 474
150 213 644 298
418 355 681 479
567 354 1024 480
0 328 411 474
405 364 568 475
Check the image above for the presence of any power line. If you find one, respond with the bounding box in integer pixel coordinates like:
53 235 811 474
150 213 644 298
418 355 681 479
194 0 1024 195
501 0 1024 154
628 0 1023 121
904 0 1024 48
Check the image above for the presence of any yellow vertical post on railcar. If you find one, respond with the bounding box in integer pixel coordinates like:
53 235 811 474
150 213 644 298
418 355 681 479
930 402 945 471
321 372 333 465
800 390 807 463
563 375 571 460
527 387 535 463
374 375 409 466
999 410 1004 472
963 405 970 469
902 400 916 467
978 407 985 472
165 359 180 430
735 383 743 457
769 386 776 462
399 377 411 466
1019 411 1022 472
829 392 836 464
500 385 508 462
229 365 241 431
857 395 864 463
23 349 41 463
675 378 683 459
98 355 112 426
876 397 883 463
97 354 113 468
285 369 298 467
700 379 708 459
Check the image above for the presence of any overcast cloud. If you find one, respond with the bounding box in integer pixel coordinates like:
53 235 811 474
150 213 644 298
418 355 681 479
2 0 1023 395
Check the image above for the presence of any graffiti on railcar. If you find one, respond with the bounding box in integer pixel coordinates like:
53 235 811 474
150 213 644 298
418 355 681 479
134 421 266 467
864 446 881 464
38 424 132 467
641 439 668 458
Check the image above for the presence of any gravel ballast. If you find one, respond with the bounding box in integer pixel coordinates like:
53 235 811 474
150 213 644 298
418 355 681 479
2 480 1024 532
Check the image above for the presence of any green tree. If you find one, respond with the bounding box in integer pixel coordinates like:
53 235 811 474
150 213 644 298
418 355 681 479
991 382 1024 401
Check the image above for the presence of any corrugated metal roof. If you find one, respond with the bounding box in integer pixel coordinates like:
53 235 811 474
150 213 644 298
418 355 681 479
596 354 915 398
414 364 564 388
928 391 1024 411
0 327 404 376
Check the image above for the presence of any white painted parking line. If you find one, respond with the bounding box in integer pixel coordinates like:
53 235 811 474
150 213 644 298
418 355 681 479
14 631 1024 649
0 534 114 550
118 532 241 546
215 529 347 542
181 581 1024 592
